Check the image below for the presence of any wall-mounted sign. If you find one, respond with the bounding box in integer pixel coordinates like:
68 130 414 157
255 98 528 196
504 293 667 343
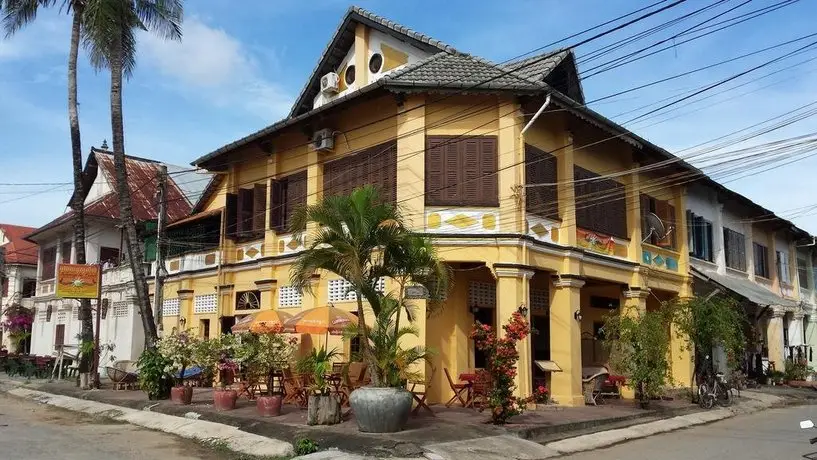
56 264 100 299
404 285 429 299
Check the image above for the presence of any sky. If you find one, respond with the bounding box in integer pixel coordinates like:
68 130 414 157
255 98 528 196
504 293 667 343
1 0 817 234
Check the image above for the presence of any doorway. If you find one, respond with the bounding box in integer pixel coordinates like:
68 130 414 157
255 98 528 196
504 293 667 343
473 307 494 369
220 316 235 335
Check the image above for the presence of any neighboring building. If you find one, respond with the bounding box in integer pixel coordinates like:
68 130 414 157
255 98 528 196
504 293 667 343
156 6 703 407
686 183 815 375
0 224 38 351
27 147 206 364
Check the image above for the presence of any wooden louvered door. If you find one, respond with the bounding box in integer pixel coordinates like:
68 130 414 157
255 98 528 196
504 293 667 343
253 183 267 234
524 144 558 219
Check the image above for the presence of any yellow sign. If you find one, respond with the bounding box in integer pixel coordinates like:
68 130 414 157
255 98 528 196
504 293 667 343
56 264 100 299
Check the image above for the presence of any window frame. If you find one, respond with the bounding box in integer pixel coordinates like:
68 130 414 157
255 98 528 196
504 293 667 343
425 136 498 207
574 166 628 239
41 246 57 280
753 242 770 279
723 227 747 272
687 211 713 262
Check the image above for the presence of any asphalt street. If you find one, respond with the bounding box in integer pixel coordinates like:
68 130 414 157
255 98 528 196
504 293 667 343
562 404 817 460
0 393 234 460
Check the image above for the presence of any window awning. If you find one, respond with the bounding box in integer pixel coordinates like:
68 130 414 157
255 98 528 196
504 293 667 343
691 260 798 308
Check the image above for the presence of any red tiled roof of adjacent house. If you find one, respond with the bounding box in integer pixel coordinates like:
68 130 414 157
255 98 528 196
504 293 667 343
27 149 195 240
0 224 38 265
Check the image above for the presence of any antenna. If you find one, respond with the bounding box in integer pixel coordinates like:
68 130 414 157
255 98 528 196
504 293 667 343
642 212 666 243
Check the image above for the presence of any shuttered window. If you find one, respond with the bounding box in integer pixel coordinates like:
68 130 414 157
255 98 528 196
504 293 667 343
723 227 747 271
640 194 676 249
228 184 267 241
41 246 57 280
270 171 307 233
687 211 713 262
574 166 627 239
525 144 559 220
323 140 397 202
754 243 769 278
425 136 498 207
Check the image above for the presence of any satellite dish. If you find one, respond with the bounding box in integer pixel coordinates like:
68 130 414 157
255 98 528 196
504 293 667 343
643 212 667 242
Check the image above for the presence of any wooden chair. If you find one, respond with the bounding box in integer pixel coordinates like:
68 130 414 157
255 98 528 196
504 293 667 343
467 371 491 410
332 362 347 375
444 368 470 408
282 367 307 408
347 362 368 386
409 368 435 416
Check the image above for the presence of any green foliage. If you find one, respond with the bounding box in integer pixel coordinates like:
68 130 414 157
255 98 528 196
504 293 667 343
603 306 673 406
230 329 297 395
191 334 222 386
294 438 319 456
157 330 200 385
767 369 785 384
784 360 812 382
136 347 172 400
297 347 342 395
352 295 431 388
668 295 746 377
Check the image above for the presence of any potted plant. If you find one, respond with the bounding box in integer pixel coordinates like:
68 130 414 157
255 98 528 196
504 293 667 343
297 347 342 425
249 325 298 417
157 330 199 405
349 295 431 432
214 351 239 410
136 347 172 400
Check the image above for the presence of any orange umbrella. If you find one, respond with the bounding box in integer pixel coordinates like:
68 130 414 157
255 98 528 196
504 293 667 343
231 310 293 333
282 305 358 335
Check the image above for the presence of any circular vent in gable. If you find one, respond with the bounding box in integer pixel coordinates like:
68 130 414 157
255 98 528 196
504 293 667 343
345 65 356 86
369 53 383 73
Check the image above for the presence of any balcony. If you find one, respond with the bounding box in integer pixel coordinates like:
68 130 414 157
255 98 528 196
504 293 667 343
165 250 220 276
102 263 152 287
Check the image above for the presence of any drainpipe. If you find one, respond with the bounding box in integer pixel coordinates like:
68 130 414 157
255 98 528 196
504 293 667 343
520 94 552 136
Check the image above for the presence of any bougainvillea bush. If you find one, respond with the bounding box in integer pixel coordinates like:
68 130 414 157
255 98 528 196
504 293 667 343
1 304 33 353
470 308 531 424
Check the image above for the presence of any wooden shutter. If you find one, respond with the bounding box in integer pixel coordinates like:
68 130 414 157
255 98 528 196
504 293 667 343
574 166 626 239
443 140 460 204
54 324 65 347
525 144 558 219
425 137 445 205
225 193 237 239
286 171 308 230
380 142 397 202
573 166 593 231
654 200 670 247
237 188 254 236
253 183 267 233
665 203 676 248
478 137 498 206
270 179 284 232
462 139 480 202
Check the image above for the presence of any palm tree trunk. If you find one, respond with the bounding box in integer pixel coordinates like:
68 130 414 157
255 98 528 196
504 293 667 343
355 293 377 386
68 9 93 389
109 37 158 349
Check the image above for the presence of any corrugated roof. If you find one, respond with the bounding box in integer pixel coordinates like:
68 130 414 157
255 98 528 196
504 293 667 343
691 261 799 308
27 149 196 241
0 224 38 265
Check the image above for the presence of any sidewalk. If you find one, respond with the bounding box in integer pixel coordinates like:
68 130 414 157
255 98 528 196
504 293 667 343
0 375 785 460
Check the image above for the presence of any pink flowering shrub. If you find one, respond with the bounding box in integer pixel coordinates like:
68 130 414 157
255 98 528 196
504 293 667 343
470 309 531 424
1 304 33 352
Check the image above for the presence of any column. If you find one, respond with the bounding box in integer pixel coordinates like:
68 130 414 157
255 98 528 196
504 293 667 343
177 288 193 332
715 203 726 275
769 232 779 292
675 187 691 276
396 95 426 231
791 312 805 347
557 131 577 247
354 23 369 85
550 276 584 406
767 308 785 370
497 98 525 234
256 279 276 310
620 288 649 399
495 267 534 398
263 156 278 254
625 164 643 261
745 222 755 282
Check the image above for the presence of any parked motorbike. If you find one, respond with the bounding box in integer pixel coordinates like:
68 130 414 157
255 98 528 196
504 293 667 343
799 420 817 444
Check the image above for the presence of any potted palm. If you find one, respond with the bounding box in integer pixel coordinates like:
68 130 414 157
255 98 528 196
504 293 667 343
297 347 342 425
158 330 199 405
290 186 449 433
249 325 298 417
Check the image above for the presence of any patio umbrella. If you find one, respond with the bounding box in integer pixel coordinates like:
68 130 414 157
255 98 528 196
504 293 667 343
282 305 358 336
231 310 293 333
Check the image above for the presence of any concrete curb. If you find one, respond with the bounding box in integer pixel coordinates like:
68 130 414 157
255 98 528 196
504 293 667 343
0 382 294 458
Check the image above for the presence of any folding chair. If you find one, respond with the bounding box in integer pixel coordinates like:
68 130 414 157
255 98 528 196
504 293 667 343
409 368 435 416
444 368 469 408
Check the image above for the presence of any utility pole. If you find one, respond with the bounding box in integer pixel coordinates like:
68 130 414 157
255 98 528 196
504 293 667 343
153 165 167 337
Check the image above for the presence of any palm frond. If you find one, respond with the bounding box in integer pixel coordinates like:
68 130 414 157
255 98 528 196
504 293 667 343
2 0 55 38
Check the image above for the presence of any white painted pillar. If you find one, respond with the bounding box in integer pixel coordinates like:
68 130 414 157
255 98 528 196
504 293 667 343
790 312 805 347
715 203 726 275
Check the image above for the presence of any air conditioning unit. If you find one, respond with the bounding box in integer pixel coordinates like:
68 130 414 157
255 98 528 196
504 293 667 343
320 72 340 94
312 128 334 152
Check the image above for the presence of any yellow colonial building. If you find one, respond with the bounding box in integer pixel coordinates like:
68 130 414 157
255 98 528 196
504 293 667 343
155 6 698 406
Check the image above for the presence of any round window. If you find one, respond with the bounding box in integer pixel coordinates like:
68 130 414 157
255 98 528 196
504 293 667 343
369 53 383 73
345 65 356 85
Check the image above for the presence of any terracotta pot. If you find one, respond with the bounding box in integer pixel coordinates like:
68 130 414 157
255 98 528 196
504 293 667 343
256 395 283 417
213 389 238 411
171 386 193 405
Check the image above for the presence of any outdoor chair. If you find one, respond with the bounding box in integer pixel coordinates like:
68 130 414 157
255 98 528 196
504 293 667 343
409 368 435 416
467 371 491 410
281 367 304 406
444 368 470 408
582 371 611 405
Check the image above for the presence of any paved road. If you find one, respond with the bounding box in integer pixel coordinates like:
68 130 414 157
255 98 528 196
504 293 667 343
563 404 817 460
0 394 233 460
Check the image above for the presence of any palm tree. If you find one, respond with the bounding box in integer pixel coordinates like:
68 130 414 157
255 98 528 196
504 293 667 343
81 0 183 349
290 185 450 386
2 0 96 388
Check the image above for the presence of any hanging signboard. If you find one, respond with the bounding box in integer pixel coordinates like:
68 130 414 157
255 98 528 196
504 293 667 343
55 264 100 299
404 285 429 299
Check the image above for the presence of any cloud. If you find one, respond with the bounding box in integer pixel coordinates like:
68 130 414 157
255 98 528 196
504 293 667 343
138 18 292 120
0 15 68 62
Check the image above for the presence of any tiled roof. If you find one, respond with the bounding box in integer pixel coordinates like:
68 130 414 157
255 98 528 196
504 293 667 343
383 52 545 91
0 224 38 265
501 49 570 81
27 149 196 241
288 5 457 118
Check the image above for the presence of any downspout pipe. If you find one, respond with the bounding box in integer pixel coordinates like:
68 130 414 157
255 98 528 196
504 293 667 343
520 93 552 136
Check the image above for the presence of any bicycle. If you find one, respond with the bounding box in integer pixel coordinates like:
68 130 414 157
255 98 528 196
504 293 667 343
698 372 732 409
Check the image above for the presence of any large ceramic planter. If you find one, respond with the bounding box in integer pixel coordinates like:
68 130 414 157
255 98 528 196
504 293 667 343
213 389 238 411
256 395 283 417
171 386 193 405
349 387 412 433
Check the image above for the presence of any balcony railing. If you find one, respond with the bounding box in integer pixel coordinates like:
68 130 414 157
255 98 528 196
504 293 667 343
165 250 220 276
101 263 152 287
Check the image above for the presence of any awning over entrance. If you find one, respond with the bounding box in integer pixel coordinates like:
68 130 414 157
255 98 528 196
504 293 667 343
691 260 798 308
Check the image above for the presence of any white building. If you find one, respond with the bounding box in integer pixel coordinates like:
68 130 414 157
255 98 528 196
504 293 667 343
27 147 207 364
685 182 815 375
0 224 38 351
